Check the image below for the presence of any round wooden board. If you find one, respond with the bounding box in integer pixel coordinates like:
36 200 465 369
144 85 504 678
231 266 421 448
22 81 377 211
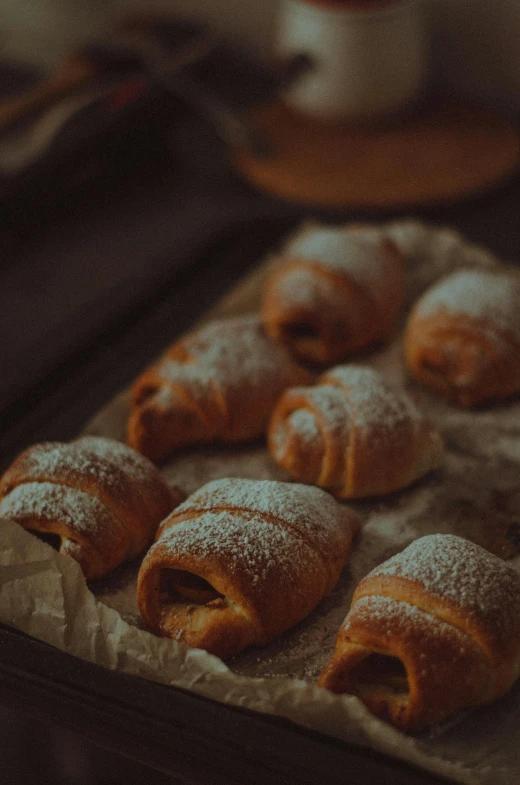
233 96 520 209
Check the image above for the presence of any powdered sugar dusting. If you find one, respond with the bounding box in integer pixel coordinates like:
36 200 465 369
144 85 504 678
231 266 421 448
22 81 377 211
157 315 303 390
283 226 396 300
276 266 338 309
415 270 520 342
300 385 351 433
0 481 114 537
160 509 319 587
369 534 520 627
1 437 173 531
13 442 115 485
340 595 485 699
343 594 469 648
170 478 355 557
162 445 289 498
231 564 355 680
286 409 320 444
325 365 421 433
6 439 149 496
76 436 158 485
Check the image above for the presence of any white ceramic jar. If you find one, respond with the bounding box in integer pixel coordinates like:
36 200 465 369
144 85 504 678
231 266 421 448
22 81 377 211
276 0 428 122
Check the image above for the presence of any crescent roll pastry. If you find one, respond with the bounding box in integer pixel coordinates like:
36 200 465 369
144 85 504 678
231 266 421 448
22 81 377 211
318 534 520 731
260 225 405 365
405 268 520 407
137 478 360 658
268 365 443 499
0 436 180 581
127 315 313 463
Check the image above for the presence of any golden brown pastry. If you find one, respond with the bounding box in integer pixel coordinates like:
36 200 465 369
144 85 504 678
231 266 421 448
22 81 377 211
268 365 443 499
0 436 180 581
260 225 405 365
319 534 520 731
405 268 520 407
127 315 313 463
137 478 360 658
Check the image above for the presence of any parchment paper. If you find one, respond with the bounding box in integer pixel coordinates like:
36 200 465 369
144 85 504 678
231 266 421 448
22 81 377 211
2 220 520 785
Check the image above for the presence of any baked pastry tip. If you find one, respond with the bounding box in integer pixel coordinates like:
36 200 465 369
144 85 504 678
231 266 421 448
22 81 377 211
261 224 405 365
405 268 520 407
137 477 360 658
268 365 443 499
0 436 181 581
318 533 520 731
128 315 313 462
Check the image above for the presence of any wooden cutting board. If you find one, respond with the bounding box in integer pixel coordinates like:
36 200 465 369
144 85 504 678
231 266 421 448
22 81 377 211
233 95 520 209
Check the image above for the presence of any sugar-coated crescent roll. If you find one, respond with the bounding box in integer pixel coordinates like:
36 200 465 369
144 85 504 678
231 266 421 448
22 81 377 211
268 365 443 499
405 268 520 407
261 225 405 365
319 534 520 731
127 315 313 463
137 478 360 658
0 436 181 581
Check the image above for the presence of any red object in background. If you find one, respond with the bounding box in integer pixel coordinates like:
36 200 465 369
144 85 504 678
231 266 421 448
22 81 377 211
105 75 149 113
300 0 398 8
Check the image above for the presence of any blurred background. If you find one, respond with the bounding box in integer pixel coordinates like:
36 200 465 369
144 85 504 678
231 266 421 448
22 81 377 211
2 0 520 112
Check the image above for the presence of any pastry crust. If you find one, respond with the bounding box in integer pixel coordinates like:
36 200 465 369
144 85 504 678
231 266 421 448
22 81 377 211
405 268 520 407
137 478 360 658
127 315 313 462
318 534 520 731
0 436 181 581
268 365 443 499
261 225 405 365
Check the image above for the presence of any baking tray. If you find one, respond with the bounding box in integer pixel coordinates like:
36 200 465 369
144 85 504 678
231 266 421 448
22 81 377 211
0 621 453 785
2 205 520 784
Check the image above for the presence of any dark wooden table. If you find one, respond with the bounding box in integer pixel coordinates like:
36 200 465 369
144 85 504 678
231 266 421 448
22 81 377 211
1 57 520 785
